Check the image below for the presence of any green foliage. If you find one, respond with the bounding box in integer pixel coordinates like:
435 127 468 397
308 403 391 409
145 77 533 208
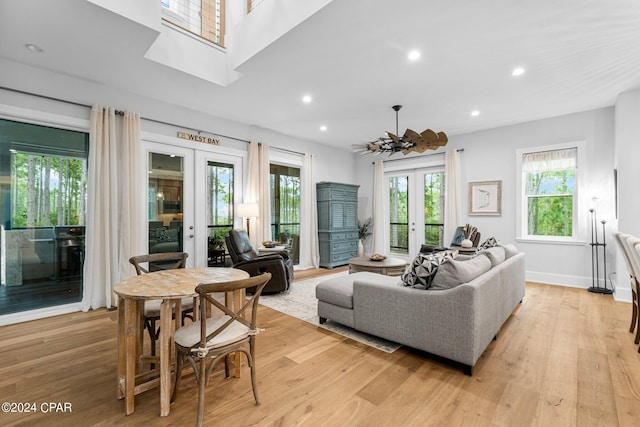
11 153 86 227
526 169 575 237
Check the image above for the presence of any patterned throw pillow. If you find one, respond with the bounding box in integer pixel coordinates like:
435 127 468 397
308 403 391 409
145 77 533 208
478 237 499 250
401 250 456 289
149 227 171 243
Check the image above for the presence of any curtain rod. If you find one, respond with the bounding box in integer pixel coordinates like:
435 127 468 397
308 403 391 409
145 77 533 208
371 148 464 164
268 145 305 156
0 85 251 143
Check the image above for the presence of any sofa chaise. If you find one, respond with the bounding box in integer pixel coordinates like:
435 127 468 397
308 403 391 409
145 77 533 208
316 247 525 375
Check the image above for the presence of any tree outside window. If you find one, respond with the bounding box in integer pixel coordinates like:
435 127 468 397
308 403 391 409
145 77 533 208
522 147 577 237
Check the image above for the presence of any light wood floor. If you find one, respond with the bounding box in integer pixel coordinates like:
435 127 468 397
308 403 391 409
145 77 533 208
1 268 639 426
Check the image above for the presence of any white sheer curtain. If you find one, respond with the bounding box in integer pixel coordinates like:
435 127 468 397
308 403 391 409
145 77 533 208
118 111 145 283
298 153 319 269
245 142 271 247
83 106 143 310
82 106 118 310
444 149 461 246
372 160 389 255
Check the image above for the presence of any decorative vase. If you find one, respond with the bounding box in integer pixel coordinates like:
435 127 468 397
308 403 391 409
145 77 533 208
358 239 364 257
461 238 473 248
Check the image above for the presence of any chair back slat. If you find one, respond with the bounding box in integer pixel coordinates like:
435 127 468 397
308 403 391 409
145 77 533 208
129 252 189 275
194 273 271 350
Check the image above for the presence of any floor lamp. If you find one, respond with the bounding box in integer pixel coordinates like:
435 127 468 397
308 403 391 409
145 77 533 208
238 203 259 238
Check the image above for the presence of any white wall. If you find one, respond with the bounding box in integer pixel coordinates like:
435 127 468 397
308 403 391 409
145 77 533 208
614 89 640 303
354 108 625 299
0 59 357 187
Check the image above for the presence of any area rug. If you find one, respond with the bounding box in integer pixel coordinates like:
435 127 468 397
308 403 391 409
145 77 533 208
259 271 401 353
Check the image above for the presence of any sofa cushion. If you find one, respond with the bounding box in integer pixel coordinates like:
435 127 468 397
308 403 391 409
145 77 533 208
498 243 519 259
315 274 357 309
477 246 506 267
431 255 492 290
401 250 456 290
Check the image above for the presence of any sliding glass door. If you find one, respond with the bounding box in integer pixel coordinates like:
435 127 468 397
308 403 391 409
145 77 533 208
0 119 88 316
387 167 445 256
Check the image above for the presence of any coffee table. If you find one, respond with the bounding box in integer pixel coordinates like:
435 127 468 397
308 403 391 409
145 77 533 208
348 256 408 276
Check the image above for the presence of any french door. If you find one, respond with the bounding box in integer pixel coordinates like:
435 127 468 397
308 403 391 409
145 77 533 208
387 167 445 256
144 141 243 268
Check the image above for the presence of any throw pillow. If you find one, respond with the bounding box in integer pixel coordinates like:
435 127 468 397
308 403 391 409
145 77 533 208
478 236 499 250
401 250 456 290
477 246 506 267
149 227 171 243
498 243 519 259
430 255 492 290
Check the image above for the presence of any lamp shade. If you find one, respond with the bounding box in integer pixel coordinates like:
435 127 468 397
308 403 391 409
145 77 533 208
238 203 259 218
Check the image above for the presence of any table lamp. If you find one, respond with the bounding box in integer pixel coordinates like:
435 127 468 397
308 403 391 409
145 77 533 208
238 203 259 237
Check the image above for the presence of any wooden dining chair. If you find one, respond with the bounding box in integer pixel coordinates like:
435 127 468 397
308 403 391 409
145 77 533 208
128 252 194 359
171 272 272 427
614 233 638 335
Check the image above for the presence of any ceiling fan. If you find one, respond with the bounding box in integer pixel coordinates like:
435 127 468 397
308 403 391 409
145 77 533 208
352 105 448 156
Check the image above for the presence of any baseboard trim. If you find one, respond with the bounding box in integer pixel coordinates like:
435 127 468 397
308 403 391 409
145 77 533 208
526 271 631 303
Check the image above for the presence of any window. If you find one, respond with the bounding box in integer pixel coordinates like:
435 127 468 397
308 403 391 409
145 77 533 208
161 0 225 46
519 145 580 240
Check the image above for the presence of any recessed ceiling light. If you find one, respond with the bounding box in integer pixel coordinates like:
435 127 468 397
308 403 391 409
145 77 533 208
25 43 44 53
471 110 480 117
302 95 312 103
512 67 525 76
408 50 421 61
320 125 327 132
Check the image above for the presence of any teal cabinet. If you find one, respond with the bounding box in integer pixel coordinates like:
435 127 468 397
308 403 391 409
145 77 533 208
317 182 359 268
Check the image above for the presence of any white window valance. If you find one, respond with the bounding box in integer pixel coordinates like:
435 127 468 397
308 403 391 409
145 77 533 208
522 147 577 173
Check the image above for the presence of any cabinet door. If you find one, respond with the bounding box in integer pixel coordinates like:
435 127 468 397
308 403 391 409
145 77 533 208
331 202 345 228
344 201 358 228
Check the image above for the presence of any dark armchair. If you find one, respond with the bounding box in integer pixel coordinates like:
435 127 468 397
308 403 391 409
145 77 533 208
225 229 293 294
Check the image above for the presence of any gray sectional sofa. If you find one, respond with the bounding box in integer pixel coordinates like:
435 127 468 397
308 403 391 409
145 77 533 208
316 248 525 375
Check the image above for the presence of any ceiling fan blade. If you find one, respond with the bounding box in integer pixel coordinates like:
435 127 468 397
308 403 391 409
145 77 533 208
386 132 400 143
403 128 421 141
420 129 438 141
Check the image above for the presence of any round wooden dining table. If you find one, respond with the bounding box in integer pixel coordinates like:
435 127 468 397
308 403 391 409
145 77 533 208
114 267 249 417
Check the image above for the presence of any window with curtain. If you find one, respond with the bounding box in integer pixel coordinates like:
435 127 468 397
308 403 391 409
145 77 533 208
521 147 577 238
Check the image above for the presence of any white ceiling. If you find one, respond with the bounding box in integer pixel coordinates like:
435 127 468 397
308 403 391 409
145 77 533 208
2 0 640 151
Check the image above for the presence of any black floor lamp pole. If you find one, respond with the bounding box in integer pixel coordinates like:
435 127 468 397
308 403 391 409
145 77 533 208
588 208 612 294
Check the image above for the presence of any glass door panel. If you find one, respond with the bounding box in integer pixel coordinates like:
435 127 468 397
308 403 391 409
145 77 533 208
206 161 234 266
423 171 445 245
148 152 185 265
145 145 194 267
389 175 409 254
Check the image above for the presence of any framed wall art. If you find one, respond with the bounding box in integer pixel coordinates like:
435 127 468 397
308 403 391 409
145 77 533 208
468 180 502 216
